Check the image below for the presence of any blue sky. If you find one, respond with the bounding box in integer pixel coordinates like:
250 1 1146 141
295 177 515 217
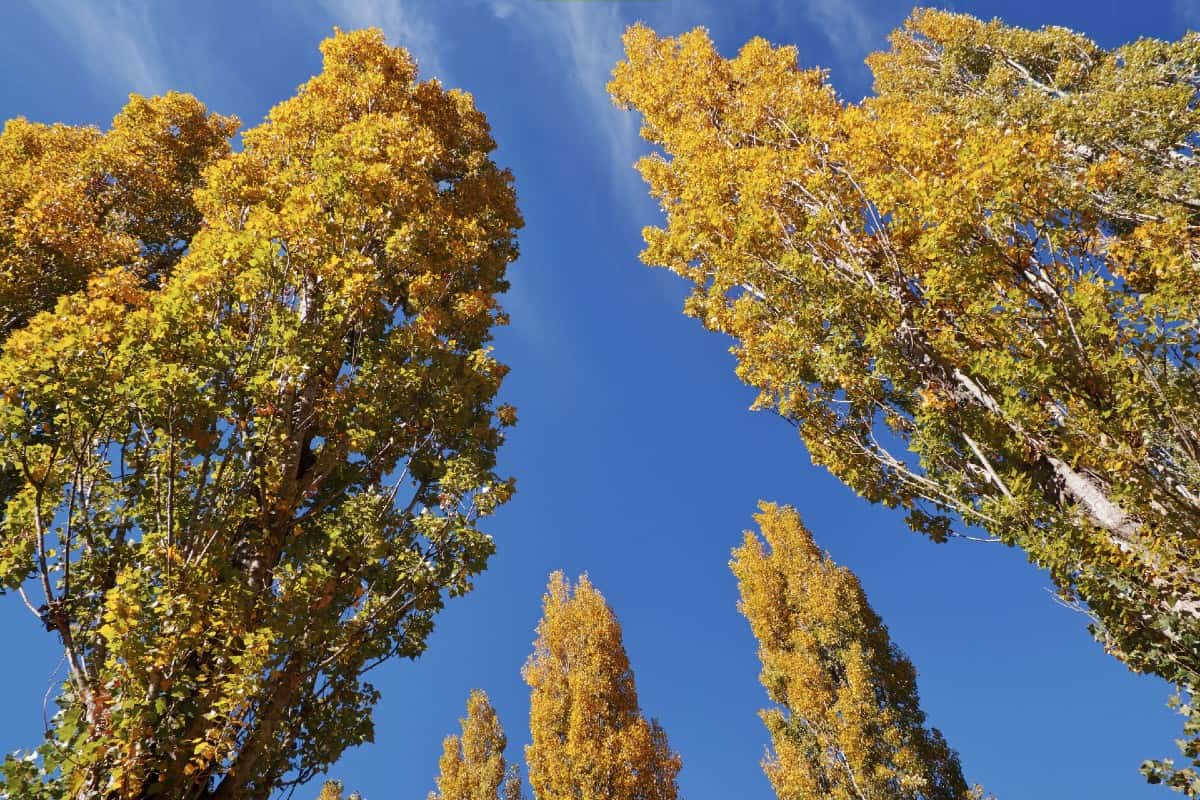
0 1 1196 798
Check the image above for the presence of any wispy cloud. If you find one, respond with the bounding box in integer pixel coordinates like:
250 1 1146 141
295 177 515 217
795 0 880 55
482 0 646 211
32 0 166 94
775 0 907 95
1176 0 1200 28
315 0 445 79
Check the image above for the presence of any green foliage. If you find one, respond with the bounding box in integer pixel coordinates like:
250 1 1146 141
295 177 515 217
0 28 520 800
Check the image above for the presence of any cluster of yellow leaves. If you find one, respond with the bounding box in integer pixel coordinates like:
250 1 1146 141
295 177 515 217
732 504 974 800
523 573 681 800
430 691 522 800
420 574 680 800
414 523 975 800
317 780 347 800
0 92 236 336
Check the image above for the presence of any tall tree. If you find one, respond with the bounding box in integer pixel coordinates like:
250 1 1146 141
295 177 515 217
429 690 522 800
523 572 681 800
610 14 1200 791
732 504 975 800
0 27 521 800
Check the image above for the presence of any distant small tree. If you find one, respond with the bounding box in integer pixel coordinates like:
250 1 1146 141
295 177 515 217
430 690 522 800
523 572 681 800
732 504 976 800
315 780 345 800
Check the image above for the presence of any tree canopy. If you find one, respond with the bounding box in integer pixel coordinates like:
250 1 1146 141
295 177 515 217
4 6 1200 799
0 92 237 337
0 27 521 800
610 12 1200 791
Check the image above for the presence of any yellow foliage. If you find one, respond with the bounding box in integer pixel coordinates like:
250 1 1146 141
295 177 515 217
523 572 680 800
316 780 346 800
430 690 522 800
0 27 521 799
732 504 973 800
0 92 236 337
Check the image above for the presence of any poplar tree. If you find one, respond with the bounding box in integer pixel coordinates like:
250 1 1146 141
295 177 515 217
0 28 521 800
732 504 974 800
611 13 1200 790
523 573 681 800
429 690 522 800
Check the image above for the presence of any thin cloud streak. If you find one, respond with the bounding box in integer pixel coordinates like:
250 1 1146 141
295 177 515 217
32 0 166 95
1176 0 1200 27
794 0 880 55
483 0 647 213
